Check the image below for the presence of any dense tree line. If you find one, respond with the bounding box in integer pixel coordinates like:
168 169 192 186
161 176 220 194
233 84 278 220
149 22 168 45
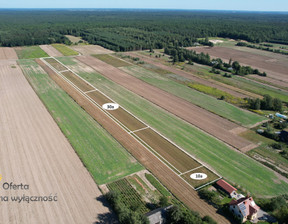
236 42 288 55
164 46 267 76
0 10 288 50
248 94 283 111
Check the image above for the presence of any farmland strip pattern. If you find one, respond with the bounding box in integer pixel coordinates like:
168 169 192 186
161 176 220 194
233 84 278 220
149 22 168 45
41 57 221 189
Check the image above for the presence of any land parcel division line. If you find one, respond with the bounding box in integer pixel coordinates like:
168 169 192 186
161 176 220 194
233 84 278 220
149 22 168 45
35 57 229 223
77 55 254 151
42 57 220 188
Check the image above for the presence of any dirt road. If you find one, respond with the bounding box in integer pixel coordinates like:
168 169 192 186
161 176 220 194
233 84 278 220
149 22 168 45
0 64 110 223
77 55 254 151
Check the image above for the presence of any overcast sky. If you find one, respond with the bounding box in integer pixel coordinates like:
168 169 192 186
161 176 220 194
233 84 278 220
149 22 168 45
1 0 288 12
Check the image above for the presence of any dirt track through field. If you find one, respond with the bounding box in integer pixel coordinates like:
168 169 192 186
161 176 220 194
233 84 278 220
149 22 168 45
36 58 230 223
0 47 18 60
191 46 288 86
126 52 252 98
0 64 110 223
39 45 63 57
77 55 254 151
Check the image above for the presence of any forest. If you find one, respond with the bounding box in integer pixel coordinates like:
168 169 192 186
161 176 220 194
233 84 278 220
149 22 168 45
0 10 288 51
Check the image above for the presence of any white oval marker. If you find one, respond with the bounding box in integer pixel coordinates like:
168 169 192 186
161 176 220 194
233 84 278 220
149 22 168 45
102 103 119 110
190 173 207 180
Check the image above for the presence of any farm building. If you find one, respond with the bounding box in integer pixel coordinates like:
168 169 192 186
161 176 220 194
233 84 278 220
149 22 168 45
216 179 237 197
145 205 172 224
229 196 260 223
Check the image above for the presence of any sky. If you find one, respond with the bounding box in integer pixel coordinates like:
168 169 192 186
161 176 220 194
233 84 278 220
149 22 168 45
1 0 288 12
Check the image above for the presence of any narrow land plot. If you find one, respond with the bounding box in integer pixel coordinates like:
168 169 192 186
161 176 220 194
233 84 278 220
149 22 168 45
93 54 131 67
77 55 254 151
126 52 250 99
35 58 229 223
57 56 288 197
14 46 49 59
51 44 78 56
121 65 265 127
0 47 18 59
43 57 219 188
0 63 110 223
39 45 63 57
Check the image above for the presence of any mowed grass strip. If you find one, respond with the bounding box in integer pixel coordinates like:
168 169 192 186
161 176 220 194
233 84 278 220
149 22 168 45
58 57 288 196
51 44 79 56
92 54 131 67
15 46 49 59
120 65 265 127
18 59 143 185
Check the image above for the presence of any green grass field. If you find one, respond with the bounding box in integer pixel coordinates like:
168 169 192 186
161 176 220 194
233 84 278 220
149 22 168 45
57 57 288 197
93 54 131 67
18 59 143 185
51 44 79 56
121 65 265 127
15 46 49 59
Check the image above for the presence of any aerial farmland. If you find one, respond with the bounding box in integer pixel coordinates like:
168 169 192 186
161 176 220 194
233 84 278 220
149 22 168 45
0 6 288 224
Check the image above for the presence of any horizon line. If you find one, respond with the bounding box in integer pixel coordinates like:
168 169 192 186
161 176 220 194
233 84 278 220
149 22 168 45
0 8 287 13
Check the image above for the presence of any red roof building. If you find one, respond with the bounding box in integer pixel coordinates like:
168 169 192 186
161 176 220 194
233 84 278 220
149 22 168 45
229 196 260 223
216 179 237 195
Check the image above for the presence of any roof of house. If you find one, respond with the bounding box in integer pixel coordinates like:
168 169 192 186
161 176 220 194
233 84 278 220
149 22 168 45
230 197 260 218
216 179 237 194
145 205 173 224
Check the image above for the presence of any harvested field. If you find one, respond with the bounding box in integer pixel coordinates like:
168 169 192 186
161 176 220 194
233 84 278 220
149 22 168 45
77 55 254 151
191 46 288 85
36 57 229 223
39 45 63 57
71 45 114 55
134 128 201 173
93 54 131 67
126 52 251 99
62 71 94 92
0 64 110 223
0 47 18 60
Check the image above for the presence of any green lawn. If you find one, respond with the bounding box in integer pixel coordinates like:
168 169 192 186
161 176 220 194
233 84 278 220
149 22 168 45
18 59 143 185
51 44 79 56
15 46 49 59
57 56 288 197
120 65 265 127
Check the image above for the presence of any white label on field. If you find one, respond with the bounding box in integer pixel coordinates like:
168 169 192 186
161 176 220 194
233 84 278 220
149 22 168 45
102 103 119 111
190 173 207 180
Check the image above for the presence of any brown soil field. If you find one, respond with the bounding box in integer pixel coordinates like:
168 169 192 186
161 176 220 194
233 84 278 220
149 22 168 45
77 55 254 151
134 128 201 173
71 45 114 55
62 71 94 92
181 166 220 189
88 91 147 131
0 47 18 60
44 58 67 71
39 45 63 57
126 52 252 98
191 46 288 86
0 63 110 223
36 59 230 223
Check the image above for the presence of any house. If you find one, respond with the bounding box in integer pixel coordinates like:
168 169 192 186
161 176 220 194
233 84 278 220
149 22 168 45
145 205 172 224
229 196 260 223
216 179 237 197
